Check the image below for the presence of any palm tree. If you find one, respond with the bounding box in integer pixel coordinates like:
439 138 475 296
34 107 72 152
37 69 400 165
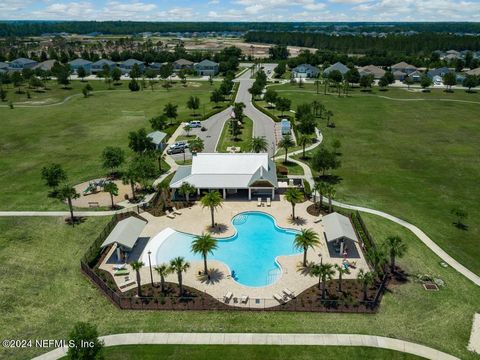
334 264 350 292
178 182 196 202
200 191 223 228
383 235 407 273
163 102 178 126
130 260 145 297
326 110 333 127
284 188 303 219
311 263 335 299
169 256 190 295
250 136 268 153
314 181 328 209
297 134 310 159
191 233 218 275
188 138 205 154
103 182 118 209
294 228 320 267
367 247 388 278
154 263 171 293
57 184 80 226
325 184 336 213
122 169 138 200
358 269 375 301
278 135 295 164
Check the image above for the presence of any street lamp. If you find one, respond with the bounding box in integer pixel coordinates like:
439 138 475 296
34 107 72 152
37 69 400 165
147 250 154 287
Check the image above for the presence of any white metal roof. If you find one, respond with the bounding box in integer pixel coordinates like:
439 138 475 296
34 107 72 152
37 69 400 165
101 216 148 250
322 212 358 243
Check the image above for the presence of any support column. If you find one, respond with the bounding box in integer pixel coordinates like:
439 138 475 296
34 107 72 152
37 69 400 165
271 188 275 199
116 246 121 263
248 188 251 200
197 188 201 195
223 188 226 199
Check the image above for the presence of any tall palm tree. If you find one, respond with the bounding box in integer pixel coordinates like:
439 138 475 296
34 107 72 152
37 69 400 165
250 136 268 153
294 228 320 267
122 169 138 200
326 110 333 127
383 235 407 273
358 269 375 301
314 181 328 209
284 188 303 219
154 263 171 293
178 182 196 202
200 191 223 228
367 247 388 278
163 102 178 126
278 135 295 164
311 263 335 299
297 134 310 159
130 260 145 297
169 256 190 295
325 184 336 213
334 264 350 292
103 182 119 209
57 184 80 226
191 233 218 275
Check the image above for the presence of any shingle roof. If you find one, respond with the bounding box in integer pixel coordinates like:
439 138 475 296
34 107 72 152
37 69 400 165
391 61 416 70
92 59 116 66
466 67 480 76
174 58 193 65
68 58 92 66
11 57 37 65
0 62 8 69
122 58 144 66
293 64 319 73
195 59 218 67
101 216 148 250
322 212 358 243
323 62 349 75
358 65 385 78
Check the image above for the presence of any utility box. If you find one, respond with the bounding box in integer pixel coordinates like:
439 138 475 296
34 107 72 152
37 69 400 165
281 119 291 135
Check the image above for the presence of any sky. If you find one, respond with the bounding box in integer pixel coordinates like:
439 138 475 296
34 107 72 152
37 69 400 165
1 0 480 22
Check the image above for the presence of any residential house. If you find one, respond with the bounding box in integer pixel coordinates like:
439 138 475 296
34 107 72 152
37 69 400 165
147 131 167 151
91 59 117 74
358 64 385 79
173 58 194 72
9 57 38 70
391 62 417 75
323 62 349 76
393 70 407 81
427 67 451 80
68 58 92 74
466 67 480 76
0 62 8 74
148 62 164 73
120 59 145 74
194 59 219 76
291 64 320 78
170 153 278 200
407 70 423 82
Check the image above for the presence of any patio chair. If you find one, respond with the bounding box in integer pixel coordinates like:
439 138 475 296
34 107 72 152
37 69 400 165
273 293 285 303
165 210 175 219
257 197 262 207
241 295 249 304
282 288 295 298
266 197 271 207
172 207 182 215
314 215 323 223
224 291 233 303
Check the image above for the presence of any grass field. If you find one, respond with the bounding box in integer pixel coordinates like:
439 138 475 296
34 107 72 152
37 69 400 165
99 345 423 359
216 117 254 152
1 213 480 360
0 81 219 211
275 160 305 175
262 83 480 276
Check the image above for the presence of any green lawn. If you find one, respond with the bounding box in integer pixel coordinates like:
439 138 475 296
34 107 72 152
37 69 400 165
1 214 480 360
216 117 253 152
261 83 480 276
99 345 423 359
275 160 304 175
0 81 219 211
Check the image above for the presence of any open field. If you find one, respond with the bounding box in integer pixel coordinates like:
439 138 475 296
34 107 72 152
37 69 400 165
0 81 219 211
216 117 253 152
99 344 423 359
1 212 479 360
263 83 480 276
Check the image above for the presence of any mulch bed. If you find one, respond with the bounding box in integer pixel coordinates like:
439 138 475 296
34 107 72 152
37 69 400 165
306 203 330 217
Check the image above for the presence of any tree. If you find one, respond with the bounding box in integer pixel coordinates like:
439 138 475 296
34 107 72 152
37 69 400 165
358 269 375 301
159 62 173 86
163 102 178 125
275 97 291 116
269 45 289 60
129 154 157 189
273 61 286 78
188 137 204 154
103 182 119 209
297 113 316 135
384 70 395 84
331 139 341 155
229 118 240 140
11 71 23 93
344 68 360 86
210 88 224 106
451 207 468 229
313 263 335 300
41 163 67 192
278 134 295 164
443 72 457 91
169 256 190 295
297 133 310 159
101 146 125 175
294 228 320 267
403 76 414 90
56 65 70 88
130 63 141 79
130 260 144 297
264 88 278 105
128 79 140 91
284 187 303 220
82 83 92 97
200 191 223 228
314 180 328 208
463 75 478 92
150 114 168 131
325 184 336 213
183 124 192 137
378 76 389 90
311 147 340 176
248 82 263 100
187 96 200 116
66 322 104 360
383 235 407 273
0 87 7 102
29 76 44 90
334 263 350 292
233 102 246 122
359 74 374 91
367 247 388 277
178 182 196 202
420 75 432 91
111 67 122 83
249 136 268 153
77 66 86 81
154 263 171 293
57 184 80 226
328 70 343 96
128 128 155 154
191 232 218 275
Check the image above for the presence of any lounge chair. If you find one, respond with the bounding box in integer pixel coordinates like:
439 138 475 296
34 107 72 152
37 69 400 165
273 293 285 303
172 207 182 215
257 197 262 207
314 215 323 223
241 295 249 304
282 288 295 298
266 197 271 207
166 210 175 219
224 292 233 303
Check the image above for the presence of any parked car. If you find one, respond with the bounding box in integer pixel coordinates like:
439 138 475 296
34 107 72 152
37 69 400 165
166 141 188 155
188 121 201 128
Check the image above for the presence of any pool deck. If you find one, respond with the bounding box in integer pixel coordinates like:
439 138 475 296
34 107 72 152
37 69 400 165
99 197 370 308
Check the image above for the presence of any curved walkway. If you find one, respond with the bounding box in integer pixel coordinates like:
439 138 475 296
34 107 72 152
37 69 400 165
32 332 459 360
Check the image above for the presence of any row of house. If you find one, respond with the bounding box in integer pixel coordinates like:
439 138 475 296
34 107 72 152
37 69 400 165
433 49 480 61
0 57 220 76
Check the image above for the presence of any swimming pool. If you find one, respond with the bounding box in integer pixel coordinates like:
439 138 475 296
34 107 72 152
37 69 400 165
153 211 300 287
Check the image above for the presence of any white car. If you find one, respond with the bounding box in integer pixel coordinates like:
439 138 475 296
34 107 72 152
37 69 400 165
188 121 202 128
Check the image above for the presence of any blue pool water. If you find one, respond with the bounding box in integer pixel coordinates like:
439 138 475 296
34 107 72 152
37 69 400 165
155 211 300 287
